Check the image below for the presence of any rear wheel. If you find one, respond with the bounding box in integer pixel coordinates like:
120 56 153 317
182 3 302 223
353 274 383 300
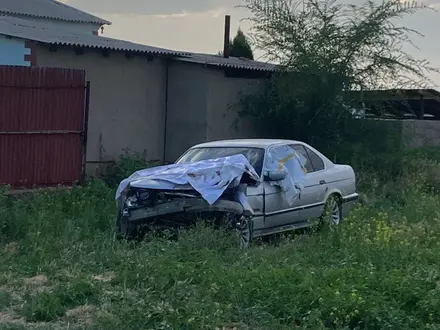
320 195 342 227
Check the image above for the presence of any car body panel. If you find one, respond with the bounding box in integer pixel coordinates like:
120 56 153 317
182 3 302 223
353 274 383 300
246 185 264 212
127 198 244 222
130 179 192 190
341 193 359 217
297 171 328 220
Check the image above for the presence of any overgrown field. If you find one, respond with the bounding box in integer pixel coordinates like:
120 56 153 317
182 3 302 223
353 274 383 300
1 149 440 329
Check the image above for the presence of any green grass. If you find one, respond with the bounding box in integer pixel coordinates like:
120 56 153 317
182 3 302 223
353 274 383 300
1 150 440 329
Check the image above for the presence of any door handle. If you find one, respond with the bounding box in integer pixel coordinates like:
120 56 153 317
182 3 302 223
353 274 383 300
319 180 326 185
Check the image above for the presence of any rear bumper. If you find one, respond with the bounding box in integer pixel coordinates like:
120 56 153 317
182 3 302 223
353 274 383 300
342 193 359 217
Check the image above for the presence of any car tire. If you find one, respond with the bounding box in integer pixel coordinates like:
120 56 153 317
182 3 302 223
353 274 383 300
116 211 138 240
319 195 342 227
235 216 253 248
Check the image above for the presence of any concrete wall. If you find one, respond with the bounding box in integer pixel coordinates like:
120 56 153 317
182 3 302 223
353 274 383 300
0 35 31 66
165 60 267 162
359 119 440 149
165 61 208 162
402 120 440 148
206 70 263 142
35 44 167 175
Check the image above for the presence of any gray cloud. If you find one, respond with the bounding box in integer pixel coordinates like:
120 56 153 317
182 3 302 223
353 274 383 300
422 0 440 6
66 0 440 16
64 0 240 15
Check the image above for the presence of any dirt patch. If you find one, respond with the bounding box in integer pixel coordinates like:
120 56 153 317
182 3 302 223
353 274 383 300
66 305 96 325
0 311 26 325
3 242 18 255
216 323 249 330
0 311 70 330
0 286 22 303
23 275 51 293
24 275 48 286
92 272 115 283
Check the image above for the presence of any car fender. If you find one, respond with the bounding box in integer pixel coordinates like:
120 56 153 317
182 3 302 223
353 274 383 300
323 164 356 206
324 187 344 203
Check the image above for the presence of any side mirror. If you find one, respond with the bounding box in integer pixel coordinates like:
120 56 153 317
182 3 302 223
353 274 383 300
265 170 286 181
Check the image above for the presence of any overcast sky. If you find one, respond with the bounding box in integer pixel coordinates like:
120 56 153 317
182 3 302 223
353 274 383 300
62 0 440 85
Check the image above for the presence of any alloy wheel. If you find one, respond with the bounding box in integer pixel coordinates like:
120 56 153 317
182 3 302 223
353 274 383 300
235 217 252 248
322 196 341 226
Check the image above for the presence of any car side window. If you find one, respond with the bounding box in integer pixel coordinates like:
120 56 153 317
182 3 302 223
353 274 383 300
290 145 314 173
304 146 325 171
263 145 288 171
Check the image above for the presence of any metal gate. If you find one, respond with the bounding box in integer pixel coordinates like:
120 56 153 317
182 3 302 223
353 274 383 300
0 66 90 189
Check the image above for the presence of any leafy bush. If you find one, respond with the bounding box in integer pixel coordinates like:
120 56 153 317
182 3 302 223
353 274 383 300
239 0 438 173
103 149 160 187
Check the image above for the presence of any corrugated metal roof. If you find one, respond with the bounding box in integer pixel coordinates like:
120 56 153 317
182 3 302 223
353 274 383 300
176 53 277 72
0 0 110 25
0 16 189 56
0 16 275 71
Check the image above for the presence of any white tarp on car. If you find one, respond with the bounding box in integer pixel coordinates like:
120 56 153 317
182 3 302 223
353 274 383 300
265 145 307 206
115 154 260 205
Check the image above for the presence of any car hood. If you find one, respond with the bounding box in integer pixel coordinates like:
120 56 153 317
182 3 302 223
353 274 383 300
129 178 193 191
115 154 260 205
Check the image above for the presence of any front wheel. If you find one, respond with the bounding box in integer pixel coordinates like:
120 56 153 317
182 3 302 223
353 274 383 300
320 195 342 227
235 216 252 248
116 212 138 240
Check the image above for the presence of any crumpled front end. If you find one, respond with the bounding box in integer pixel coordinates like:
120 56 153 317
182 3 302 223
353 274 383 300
117 184 252 235
116 154 259 235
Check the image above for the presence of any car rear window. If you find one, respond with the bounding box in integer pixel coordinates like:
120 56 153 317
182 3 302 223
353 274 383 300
306 147 325 171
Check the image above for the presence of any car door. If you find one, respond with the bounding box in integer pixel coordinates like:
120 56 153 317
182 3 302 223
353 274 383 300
246 184 265 233
263 144 302 230
290 144 328 221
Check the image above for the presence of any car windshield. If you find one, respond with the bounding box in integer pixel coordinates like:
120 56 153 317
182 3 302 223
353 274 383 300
176 147 265 175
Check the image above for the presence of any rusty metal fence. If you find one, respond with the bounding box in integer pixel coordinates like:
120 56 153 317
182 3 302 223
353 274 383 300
0 66 90 188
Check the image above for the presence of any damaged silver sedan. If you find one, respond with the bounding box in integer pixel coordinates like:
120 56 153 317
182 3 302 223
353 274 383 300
115 139 359 247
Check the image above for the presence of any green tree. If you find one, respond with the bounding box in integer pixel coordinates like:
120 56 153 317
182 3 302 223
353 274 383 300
230 28 254 59
239 0 438 153
218 28 254 59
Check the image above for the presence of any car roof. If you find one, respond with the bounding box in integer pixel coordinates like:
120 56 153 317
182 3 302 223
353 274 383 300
191 139 301 149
